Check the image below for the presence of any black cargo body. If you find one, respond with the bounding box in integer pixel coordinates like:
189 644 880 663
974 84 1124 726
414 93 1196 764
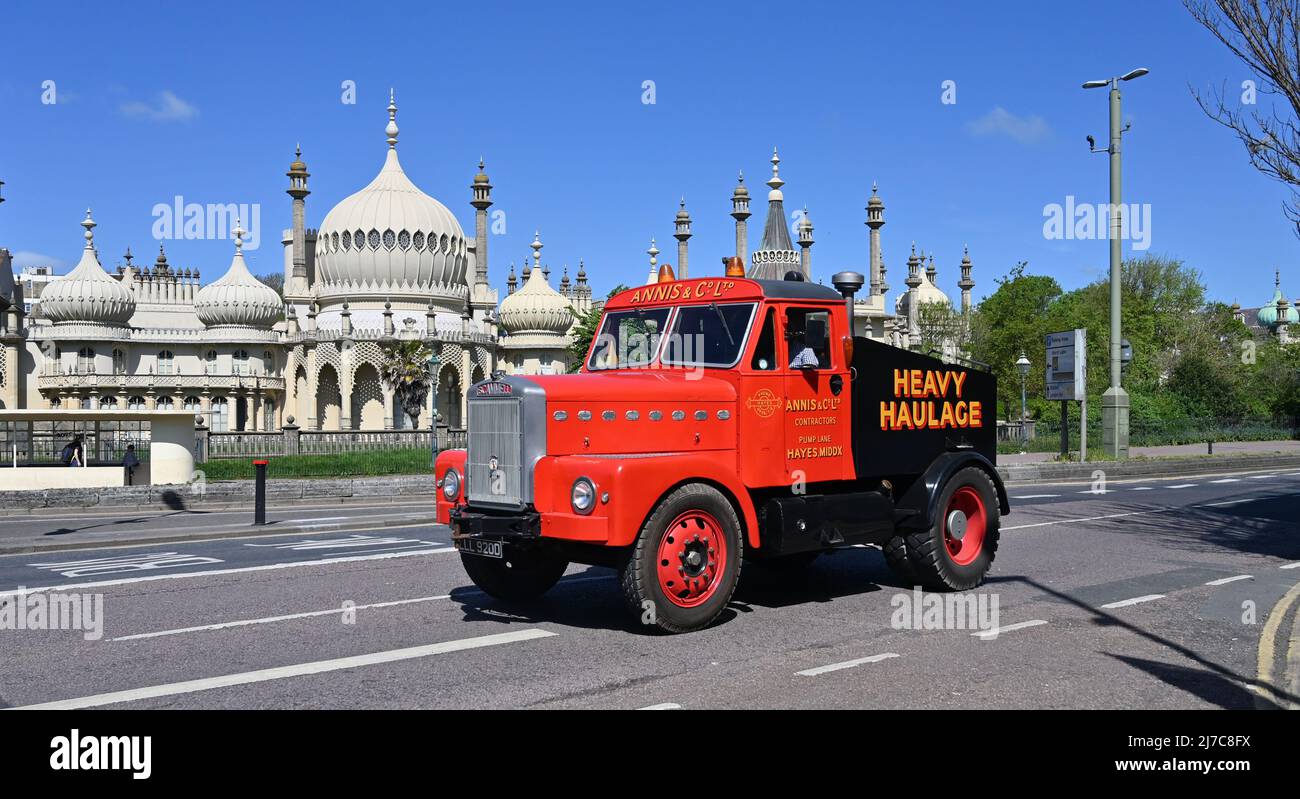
849 336 997 480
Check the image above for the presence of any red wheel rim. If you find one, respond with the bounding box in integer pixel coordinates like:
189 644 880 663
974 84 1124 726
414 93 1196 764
656 510 728 608
943 486 987 566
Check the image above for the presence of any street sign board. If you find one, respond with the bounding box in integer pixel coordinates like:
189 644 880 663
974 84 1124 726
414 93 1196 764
1045 329 1086 401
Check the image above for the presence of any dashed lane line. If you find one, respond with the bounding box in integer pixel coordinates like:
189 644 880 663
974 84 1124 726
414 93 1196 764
1012 494 1061 499
1100 594 1166 609
796 652 900 676
111 594 455 641
0 547 456 599
1210 478 1241 484
1205 575 1254 586
11 628 559 710
1169 484 1198 489
640 703 682 710
972 619 1049 640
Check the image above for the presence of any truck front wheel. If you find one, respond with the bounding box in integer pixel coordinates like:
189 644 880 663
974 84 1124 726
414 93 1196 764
460 548 569 602
620 484 743 633
904 466 1000 591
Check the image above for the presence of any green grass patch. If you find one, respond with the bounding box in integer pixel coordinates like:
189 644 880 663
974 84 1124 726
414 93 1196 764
199 447 434 480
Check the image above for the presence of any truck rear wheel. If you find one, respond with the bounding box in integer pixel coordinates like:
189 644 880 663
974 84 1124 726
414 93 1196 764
904 466 1000 591
460 548 569 602
882 535 919 585
620 483 743 633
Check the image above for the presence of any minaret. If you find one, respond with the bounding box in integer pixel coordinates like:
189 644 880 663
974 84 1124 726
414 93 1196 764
576 259 590 305
286 145 310 300
674 198 692 279
958 246 975 315
560 265 571 299
529 232 543 281
730 171 751 270
470 158 494 310
750 147 800 280
866 183 885 297
797 207 814 278
646 238 660 285
879 249 890 296
926 253 937 285
506 262 518 295
905 244 922 346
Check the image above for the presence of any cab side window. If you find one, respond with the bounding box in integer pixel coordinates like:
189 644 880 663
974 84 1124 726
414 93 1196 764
785 308 831 371
750 308 776 370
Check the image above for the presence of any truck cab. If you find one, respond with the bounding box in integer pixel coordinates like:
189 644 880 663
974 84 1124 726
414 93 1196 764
436 265 1009 633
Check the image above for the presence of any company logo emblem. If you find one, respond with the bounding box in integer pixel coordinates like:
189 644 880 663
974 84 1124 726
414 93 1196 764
746 388 781 418
476 382 513 397
488 456 499 472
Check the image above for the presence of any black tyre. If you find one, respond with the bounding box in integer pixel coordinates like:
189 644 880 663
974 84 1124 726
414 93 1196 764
882 534 919 585
460 547 568 601
904 466 1000 591
620 483 743 633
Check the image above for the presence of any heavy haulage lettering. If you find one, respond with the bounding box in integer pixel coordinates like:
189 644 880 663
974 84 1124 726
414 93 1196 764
881 368 982 430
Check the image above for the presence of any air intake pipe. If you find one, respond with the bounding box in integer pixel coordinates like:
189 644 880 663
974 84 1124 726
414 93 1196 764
832 271 865 338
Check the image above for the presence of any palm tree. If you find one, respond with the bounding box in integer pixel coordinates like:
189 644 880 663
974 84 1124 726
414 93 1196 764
380 340 436 430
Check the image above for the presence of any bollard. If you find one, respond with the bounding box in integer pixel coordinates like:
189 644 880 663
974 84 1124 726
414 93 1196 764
1207 440 1213 455
253 459 268 525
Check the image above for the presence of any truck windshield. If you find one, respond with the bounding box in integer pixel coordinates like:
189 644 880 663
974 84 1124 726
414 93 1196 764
662 302 757 368
587 307 672 370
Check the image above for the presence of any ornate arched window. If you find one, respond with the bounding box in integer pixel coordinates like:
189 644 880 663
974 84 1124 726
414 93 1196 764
112 349 126 375
99 396 118 410
77 347 95 373
183 396 201 414
211 397 229 432
233 349 250 375
128 396 147 411
157 350 174 376
156 396 174 410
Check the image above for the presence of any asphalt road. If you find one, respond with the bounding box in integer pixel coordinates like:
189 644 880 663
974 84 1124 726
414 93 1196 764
2 467 1299 709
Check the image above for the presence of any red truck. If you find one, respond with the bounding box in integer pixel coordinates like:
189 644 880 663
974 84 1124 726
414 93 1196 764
436 262 1009 633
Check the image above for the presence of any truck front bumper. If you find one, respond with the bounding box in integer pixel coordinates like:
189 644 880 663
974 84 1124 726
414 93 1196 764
449 505 542 541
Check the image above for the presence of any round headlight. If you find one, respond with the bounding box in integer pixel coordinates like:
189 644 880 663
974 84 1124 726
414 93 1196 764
442 468 460 500
571 477 596 515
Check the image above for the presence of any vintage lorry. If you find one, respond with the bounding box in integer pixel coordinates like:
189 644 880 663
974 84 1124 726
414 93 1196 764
435 261 1009 633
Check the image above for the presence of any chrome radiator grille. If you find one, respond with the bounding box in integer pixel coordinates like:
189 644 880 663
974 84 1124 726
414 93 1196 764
467 397 524 507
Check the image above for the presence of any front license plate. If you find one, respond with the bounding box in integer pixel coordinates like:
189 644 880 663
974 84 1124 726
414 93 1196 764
456 538 503 559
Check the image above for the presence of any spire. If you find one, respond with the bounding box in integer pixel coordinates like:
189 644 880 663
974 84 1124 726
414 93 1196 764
646 237 660 285
530 230 543 278
767 147 784 200
926 253 937 282
386 88 399 148
81 208 96 249
674 197 693 279
507 262 518 295
797 207 814 278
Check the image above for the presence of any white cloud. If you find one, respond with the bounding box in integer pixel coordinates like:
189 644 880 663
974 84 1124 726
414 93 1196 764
120 90 199 122
10 251 68 271
966 106 1050 144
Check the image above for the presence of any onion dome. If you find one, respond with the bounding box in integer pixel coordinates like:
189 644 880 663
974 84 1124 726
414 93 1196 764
1257 270 1299 329
498 237 572 337
39 209 136 325
194 222 282 328
313 90 468 307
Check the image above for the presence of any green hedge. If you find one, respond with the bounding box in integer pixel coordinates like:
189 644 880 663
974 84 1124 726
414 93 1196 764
199 447 434 480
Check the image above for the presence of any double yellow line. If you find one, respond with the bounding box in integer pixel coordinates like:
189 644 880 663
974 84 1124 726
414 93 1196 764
1256 580 1300 709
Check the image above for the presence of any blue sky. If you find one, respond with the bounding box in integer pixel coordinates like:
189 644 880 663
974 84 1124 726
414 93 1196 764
0 0 1294 308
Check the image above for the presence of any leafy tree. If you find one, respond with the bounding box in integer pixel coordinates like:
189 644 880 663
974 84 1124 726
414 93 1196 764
968 262 1062 419
256 272 284 298
915 300 970 358
379 339 435 429
1185 0 1300 234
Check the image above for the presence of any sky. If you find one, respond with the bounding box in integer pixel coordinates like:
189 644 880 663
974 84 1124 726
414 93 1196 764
0 0 1295 309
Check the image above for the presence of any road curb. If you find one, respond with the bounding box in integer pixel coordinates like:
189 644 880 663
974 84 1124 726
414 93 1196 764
999 453 1300 484
0 514 441 557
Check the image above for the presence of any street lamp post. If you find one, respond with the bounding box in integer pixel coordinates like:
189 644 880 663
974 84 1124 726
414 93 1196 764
1083 66 1147 459
1016 352 1031 452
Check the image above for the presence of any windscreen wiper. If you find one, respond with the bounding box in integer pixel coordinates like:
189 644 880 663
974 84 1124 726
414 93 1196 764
710 303 736 347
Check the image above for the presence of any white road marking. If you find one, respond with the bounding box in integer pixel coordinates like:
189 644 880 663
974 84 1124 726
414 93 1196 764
972 619 1048 640
1100 594 1166 609
1168 484 1197 489
1247 474 1276 479
1210 478 1241 484
1004 509 1161 531
111 594 455 641
1077 489 1108 495
1201 499 1252 507
1130 486 1153 491
12 628 558 710
640 703 682 710
1013 494 1060 499
0 547 455 599
797 652 899 676
1205 575 1253 586
244 534 437 551
1281 562 1300 570
29 551 223 578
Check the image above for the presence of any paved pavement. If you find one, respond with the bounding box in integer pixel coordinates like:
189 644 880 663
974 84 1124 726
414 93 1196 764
1000 438 1300 464
2 466 1299 709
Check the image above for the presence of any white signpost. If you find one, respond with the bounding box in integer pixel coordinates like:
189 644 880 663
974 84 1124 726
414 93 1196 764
1045 329 1087 461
